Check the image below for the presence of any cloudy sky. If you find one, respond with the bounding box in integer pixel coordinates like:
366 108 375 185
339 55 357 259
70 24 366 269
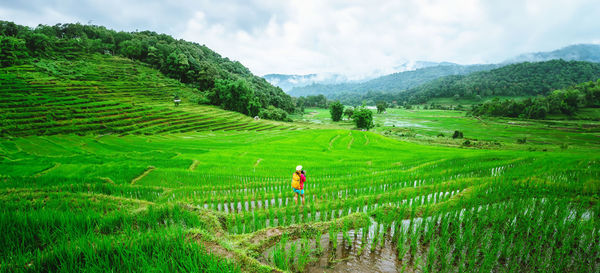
2 0 599 78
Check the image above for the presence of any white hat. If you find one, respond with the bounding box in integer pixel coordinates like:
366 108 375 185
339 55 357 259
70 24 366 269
296 165 302 171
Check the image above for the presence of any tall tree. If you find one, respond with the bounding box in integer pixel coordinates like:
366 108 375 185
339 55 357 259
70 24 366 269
352 108 374 130
376 101 387 114
329 101 344 122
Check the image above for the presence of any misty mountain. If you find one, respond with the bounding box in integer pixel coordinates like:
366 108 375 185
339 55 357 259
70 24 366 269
287 43 600 100
263 73 352 92
505 44 600 64
288 63 499 98
264 60 450 92
371 59 600 106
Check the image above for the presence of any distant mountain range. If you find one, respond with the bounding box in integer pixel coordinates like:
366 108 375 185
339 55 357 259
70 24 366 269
262 73 352 92
287 63 499 98
505 44 600 64
263 60 454 92
274 44 600 98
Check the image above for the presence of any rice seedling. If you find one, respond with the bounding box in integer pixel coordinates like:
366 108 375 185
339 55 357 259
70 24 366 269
0 80 598 273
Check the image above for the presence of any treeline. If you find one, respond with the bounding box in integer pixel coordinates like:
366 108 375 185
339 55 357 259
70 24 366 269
0 21 295 119
295 95 328 111
289 64 498 105
400 60 600 104
348 60 600 106
469 79 600 119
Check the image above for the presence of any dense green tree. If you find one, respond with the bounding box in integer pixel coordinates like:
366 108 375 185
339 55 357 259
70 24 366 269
303 94 328 108
248 97 262 117
0 36 28 66
196 61 220 90
165 51 189 81
376 101 387 114
343 107 354 119
209 79 254 115
469 79 600 119
0 21 19 36
329 101 344 122
259 106 289 121
25 33 53 56
120 39 144 60
352 108 374 130
294 96 306 113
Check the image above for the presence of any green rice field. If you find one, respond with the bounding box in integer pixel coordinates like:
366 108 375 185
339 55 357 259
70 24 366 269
1 129 598 272
1 55 599 272
294 107 600 150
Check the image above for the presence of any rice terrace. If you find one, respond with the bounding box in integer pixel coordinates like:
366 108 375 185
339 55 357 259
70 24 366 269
1 3 600 273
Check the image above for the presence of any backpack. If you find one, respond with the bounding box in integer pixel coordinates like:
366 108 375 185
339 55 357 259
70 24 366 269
291 172 300 189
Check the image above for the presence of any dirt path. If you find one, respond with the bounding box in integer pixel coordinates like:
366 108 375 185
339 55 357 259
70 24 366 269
33 163 61 177
329 134 340 149
130 166 155 184
188 159 199 171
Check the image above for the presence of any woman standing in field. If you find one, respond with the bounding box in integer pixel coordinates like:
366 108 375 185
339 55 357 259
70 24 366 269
292 165 306 206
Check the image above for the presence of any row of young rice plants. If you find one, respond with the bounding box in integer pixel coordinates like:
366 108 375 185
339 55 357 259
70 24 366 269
0 180 241 273
269 177 599 272
384 198 599 272
257 150 599 272
178 153 528 217
1 128 597 271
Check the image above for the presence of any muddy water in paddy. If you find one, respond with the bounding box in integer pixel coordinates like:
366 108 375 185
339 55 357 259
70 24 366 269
306 233 401 273
261 223 410 273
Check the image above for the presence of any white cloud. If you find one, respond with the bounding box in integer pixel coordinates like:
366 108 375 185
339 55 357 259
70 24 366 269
2 0 600 78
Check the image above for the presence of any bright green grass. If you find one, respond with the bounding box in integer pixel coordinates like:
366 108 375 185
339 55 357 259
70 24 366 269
294 107 600 150
425 96 532 107
1 55 599 272
1 129 598 272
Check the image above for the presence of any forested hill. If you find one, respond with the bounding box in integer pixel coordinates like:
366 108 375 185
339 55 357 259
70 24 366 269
0 21 294 117
363 59 600 105
506 44 600 64
288 63 499 101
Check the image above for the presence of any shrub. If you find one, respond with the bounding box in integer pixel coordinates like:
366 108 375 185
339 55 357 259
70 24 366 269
351 108 374 130
329 101 344 122
452 130 463 139
259 106 290 121
376 101 387 113
343 107 354 120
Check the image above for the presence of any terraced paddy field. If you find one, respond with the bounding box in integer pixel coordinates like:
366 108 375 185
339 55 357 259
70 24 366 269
0 54 299 137
294 108 600 150
1 129 598 272
1 54 599 272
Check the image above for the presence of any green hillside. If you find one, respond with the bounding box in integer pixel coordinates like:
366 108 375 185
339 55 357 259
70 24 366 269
392 59 600 105
507 44 600 63
0 21 296 118
0 54 300 136
289 63 498 104
469 79 600 119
